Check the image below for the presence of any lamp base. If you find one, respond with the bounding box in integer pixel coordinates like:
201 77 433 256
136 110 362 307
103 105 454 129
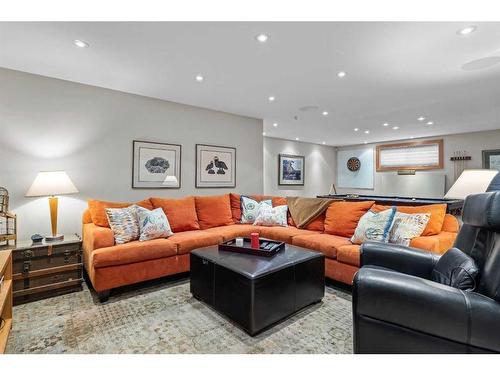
45 234 64 242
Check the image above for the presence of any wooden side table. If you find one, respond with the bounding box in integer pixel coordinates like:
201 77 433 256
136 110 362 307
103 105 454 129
1 234 83 305
0 250 12 354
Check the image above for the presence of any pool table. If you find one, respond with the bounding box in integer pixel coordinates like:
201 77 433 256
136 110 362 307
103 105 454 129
317 194 463 215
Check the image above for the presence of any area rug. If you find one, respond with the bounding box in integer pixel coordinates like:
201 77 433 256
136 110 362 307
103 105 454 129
6 278 353 354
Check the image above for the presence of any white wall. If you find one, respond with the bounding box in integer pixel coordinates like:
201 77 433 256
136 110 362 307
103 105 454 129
0 68 263 239
263 137 336 197
336 129 500 196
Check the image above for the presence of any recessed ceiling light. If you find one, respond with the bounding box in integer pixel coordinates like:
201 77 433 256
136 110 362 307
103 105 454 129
273 123 278 127
364 130 370 134
392 126 399 130
295 137 299 141
337 71 347 78
255 33 269 43
268 96 275 102
457 26 477 36
262 132 266 136
383 122 389 127
354 128 359 132
364 141 368 144
418 116 425 121
322 111 329 116
426 121 434 125
73 39 89 48
322 141 326 145
410 136 414 139
195 75 204 82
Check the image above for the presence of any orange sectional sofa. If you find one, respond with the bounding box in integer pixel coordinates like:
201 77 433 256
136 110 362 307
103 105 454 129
82 193 459 300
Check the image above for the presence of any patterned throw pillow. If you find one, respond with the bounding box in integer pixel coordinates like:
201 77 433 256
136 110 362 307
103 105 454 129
388 212 431 246
105 206 140 244
253 204 288 227
135 206 173 241
240 196 272 224
351 208 397 245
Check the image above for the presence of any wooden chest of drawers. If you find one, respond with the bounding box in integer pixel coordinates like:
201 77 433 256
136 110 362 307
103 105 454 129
1 234 83 305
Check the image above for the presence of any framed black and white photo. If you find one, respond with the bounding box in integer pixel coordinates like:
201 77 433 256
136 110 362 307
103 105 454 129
278 154 305 186
483 149 500 171
196 144 236 188
132 140 181 189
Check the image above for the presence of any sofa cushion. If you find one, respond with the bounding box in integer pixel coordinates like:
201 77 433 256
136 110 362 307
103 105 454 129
336 244 361 266
372 203 447 236
195 194 234 229
88 198 153 227
167 230 223 255
292 233 352 259
258 226 319 244
304 213 325 231
203 224 258 241
151 196 200 232
324 201 375 237
92 239 177 268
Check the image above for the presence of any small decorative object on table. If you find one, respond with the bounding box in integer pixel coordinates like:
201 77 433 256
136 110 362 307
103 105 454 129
250 232 259 249
219 237 285 257
30 234 44 244
0 187 16 248
235 237 244 247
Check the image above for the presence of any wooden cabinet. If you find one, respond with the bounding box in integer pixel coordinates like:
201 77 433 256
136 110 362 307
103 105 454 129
0 250 12 354
2 235 83 305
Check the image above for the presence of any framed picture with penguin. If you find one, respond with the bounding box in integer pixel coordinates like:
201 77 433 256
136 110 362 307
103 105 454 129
195 144 236 188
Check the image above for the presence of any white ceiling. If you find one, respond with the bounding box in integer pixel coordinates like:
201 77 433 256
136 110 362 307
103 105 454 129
1 22 500 146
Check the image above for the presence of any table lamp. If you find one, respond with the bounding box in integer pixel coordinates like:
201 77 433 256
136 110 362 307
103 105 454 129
25 171 79 241
162 175 179 187
444 169 499 199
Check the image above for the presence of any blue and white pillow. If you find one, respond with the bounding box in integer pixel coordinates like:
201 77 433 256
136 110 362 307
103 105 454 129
240 196 272 224
351 207 397 245
135 206 173 241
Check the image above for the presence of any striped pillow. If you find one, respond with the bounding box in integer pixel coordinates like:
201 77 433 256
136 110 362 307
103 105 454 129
105 206 139 244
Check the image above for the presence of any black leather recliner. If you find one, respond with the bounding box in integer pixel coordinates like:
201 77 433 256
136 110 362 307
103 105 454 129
352 191 500 353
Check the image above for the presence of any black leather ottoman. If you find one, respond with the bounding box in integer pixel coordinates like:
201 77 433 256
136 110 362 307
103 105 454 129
190 244 325 336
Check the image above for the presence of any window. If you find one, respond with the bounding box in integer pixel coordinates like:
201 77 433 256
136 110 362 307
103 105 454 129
376 139 443 172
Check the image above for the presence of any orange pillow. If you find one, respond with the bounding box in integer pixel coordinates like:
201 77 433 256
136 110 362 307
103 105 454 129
324 201 375 237
88 199 153 227
151 196 200 232
372 203 447 236
304 212 325 231
195 194 234 229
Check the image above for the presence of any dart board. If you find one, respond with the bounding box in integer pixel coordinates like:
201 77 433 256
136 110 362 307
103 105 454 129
347 157 361 172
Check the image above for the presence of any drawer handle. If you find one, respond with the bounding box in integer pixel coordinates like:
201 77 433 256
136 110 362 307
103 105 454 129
23 261 31 273
23 250 34 258
202 259 209 265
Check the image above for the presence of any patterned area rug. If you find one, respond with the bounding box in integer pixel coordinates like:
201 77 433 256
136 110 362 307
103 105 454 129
7 278 353 354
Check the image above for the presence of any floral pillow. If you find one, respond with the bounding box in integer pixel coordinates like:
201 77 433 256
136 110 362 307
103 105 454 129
389 212 430 246
351 207 397 245
253 204 288 227
135 206 173 241
240 196 272 224
105 206 140 244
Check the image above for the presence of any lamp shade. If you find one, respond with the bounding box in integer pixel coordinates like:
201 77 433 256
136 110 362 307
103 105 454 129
26 171 79 197
444 169 498 199
162 175 179 187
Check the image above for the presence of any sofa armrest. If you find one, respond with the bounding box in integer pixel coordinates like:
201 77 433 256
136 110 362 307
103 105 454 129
360 241 439 279
410 231 456 254
353 267 500 352
82 223 115 253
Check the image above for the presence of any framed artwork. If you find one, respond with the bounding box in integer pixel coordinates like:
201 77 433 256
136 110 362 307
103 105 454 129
196 144 236 188
482 149 500 171
337 147 374 189
132 140 181 189
278 154 305 186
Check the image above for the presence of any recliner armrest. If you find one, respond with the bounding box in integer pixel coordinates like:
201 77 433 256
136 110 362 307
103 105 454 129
353 267 500 352
360 241 439 279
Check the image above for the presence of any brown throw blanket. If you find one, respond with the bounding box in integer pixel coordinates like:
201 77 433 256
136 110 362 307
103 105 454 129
286 197 335 229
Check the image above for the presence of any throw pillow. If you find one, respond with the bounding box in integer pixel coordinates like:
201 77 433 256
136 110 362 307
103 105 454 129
150 196 200 232
105 206 140 244
88 198 154 227
432 247 478 291
240 196 272 223
253 204 288 227
388 211 431 246
194 194 234 229
324 201 375 237
351 207 397 245
135 206 173 241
